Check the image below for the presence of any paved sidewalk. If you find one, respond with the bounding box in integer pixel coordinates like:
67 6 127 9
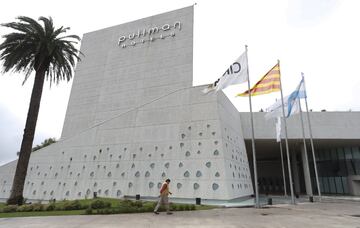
0 201 359 228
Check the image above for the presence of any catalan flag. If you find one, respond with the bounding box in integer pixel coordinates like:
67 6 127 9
236 63 280 97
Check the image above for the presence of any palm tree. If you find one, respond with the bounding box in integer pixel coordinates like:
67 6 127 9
0 16 81 205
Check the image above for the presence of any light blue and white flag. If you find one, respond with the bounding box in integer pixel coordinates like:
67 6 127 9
286 77 306 117
265 77 306 120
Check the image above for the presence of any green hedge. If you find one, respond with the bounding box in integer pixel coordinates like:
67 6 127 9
45 203 56 211
64 200 84 210
90 199 111 209
85 200 196 215
1 198 206 215
16 204 33 212
2 205 18 213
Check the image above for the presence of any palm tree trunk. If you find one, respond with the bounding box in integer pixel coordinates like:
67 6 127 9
7 68 46 205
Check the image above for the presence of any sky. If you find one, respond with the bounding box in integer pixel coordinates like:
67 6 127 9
1 0 360 165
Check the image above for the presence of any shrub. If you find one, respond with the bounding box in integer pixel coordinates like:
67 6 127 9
55 200 67 211
16 204 34 212
55 204 65 211
121 200 143 208
3 205 18 213
133 201 143 208
111 208 122 214
190 204 196 210
177 204 185 211
105 201 111 208
64 200 81 210
170 203 177 211
32 203 44 211
91 200 105 209
120 200 132 208
85 207 93 214
184 204 190 211
101 208 112 214
95 209 108 214
45 203 56 211
91 199 111 209
118 206 136 213
79 201 89 210
143 203 155 212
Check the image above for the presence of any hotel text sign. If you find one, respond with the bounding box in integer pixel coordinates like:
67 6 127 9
117 21 181 48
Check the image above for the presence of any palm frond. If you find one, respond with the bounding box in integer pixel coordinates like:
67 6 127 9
0 16 81 86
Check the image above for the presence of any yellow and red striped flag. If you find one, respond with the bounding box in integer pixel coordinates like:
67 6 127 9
237 63 281 97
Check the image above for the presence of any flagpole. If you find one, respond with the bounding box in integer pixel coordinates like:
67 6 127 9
276 116 287 196
302 72 322 201
298 98 313 196
278 60 295 204
245 45 260 208
279 136 287 196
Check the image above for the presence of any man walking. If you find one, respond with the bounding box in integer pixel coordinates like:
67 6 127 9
154 179 172 215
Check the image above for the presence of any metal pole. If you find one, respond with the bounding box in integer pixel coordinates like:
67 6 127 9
302 73 322 200
278 60 295 204
279 136 287 196
298 99 313 196
245 45 260 208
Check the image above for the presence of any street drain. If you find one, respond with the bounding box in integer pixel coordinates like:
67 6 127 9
350 214 360 217
261 213 269 216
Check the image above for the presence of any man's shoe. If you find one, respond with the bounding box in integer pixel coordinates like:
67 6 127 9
154 211 159 215
166 212 173 215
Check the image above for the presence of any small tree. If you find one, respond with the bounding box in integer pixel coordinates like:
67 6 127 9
32 137 57 152
17 137 57 156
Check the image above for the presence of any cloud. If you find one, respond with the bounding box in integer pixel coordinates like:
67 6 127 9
287 0 339 27
0 105 23 165
0 104 52 166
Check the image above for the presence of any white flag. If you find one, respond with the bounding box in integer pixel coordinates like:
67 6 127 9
202 51 248 94
265 95 301 120
276 117 281 142
216 52 248 91
265 98 284 120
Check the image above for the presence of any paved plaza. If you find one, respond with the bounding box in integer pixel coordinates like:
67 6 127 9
0 201 359 228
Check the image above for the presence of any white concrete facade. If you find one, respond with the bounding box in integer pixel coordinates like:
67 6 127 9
239 112 360 140
0 6 253 202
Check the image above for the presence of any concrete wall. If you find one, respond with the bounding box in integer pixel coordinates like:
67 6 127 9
217 92 253 197
0 87 253 201
0 160 16 201
240 112 360 140
62 6 194 139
